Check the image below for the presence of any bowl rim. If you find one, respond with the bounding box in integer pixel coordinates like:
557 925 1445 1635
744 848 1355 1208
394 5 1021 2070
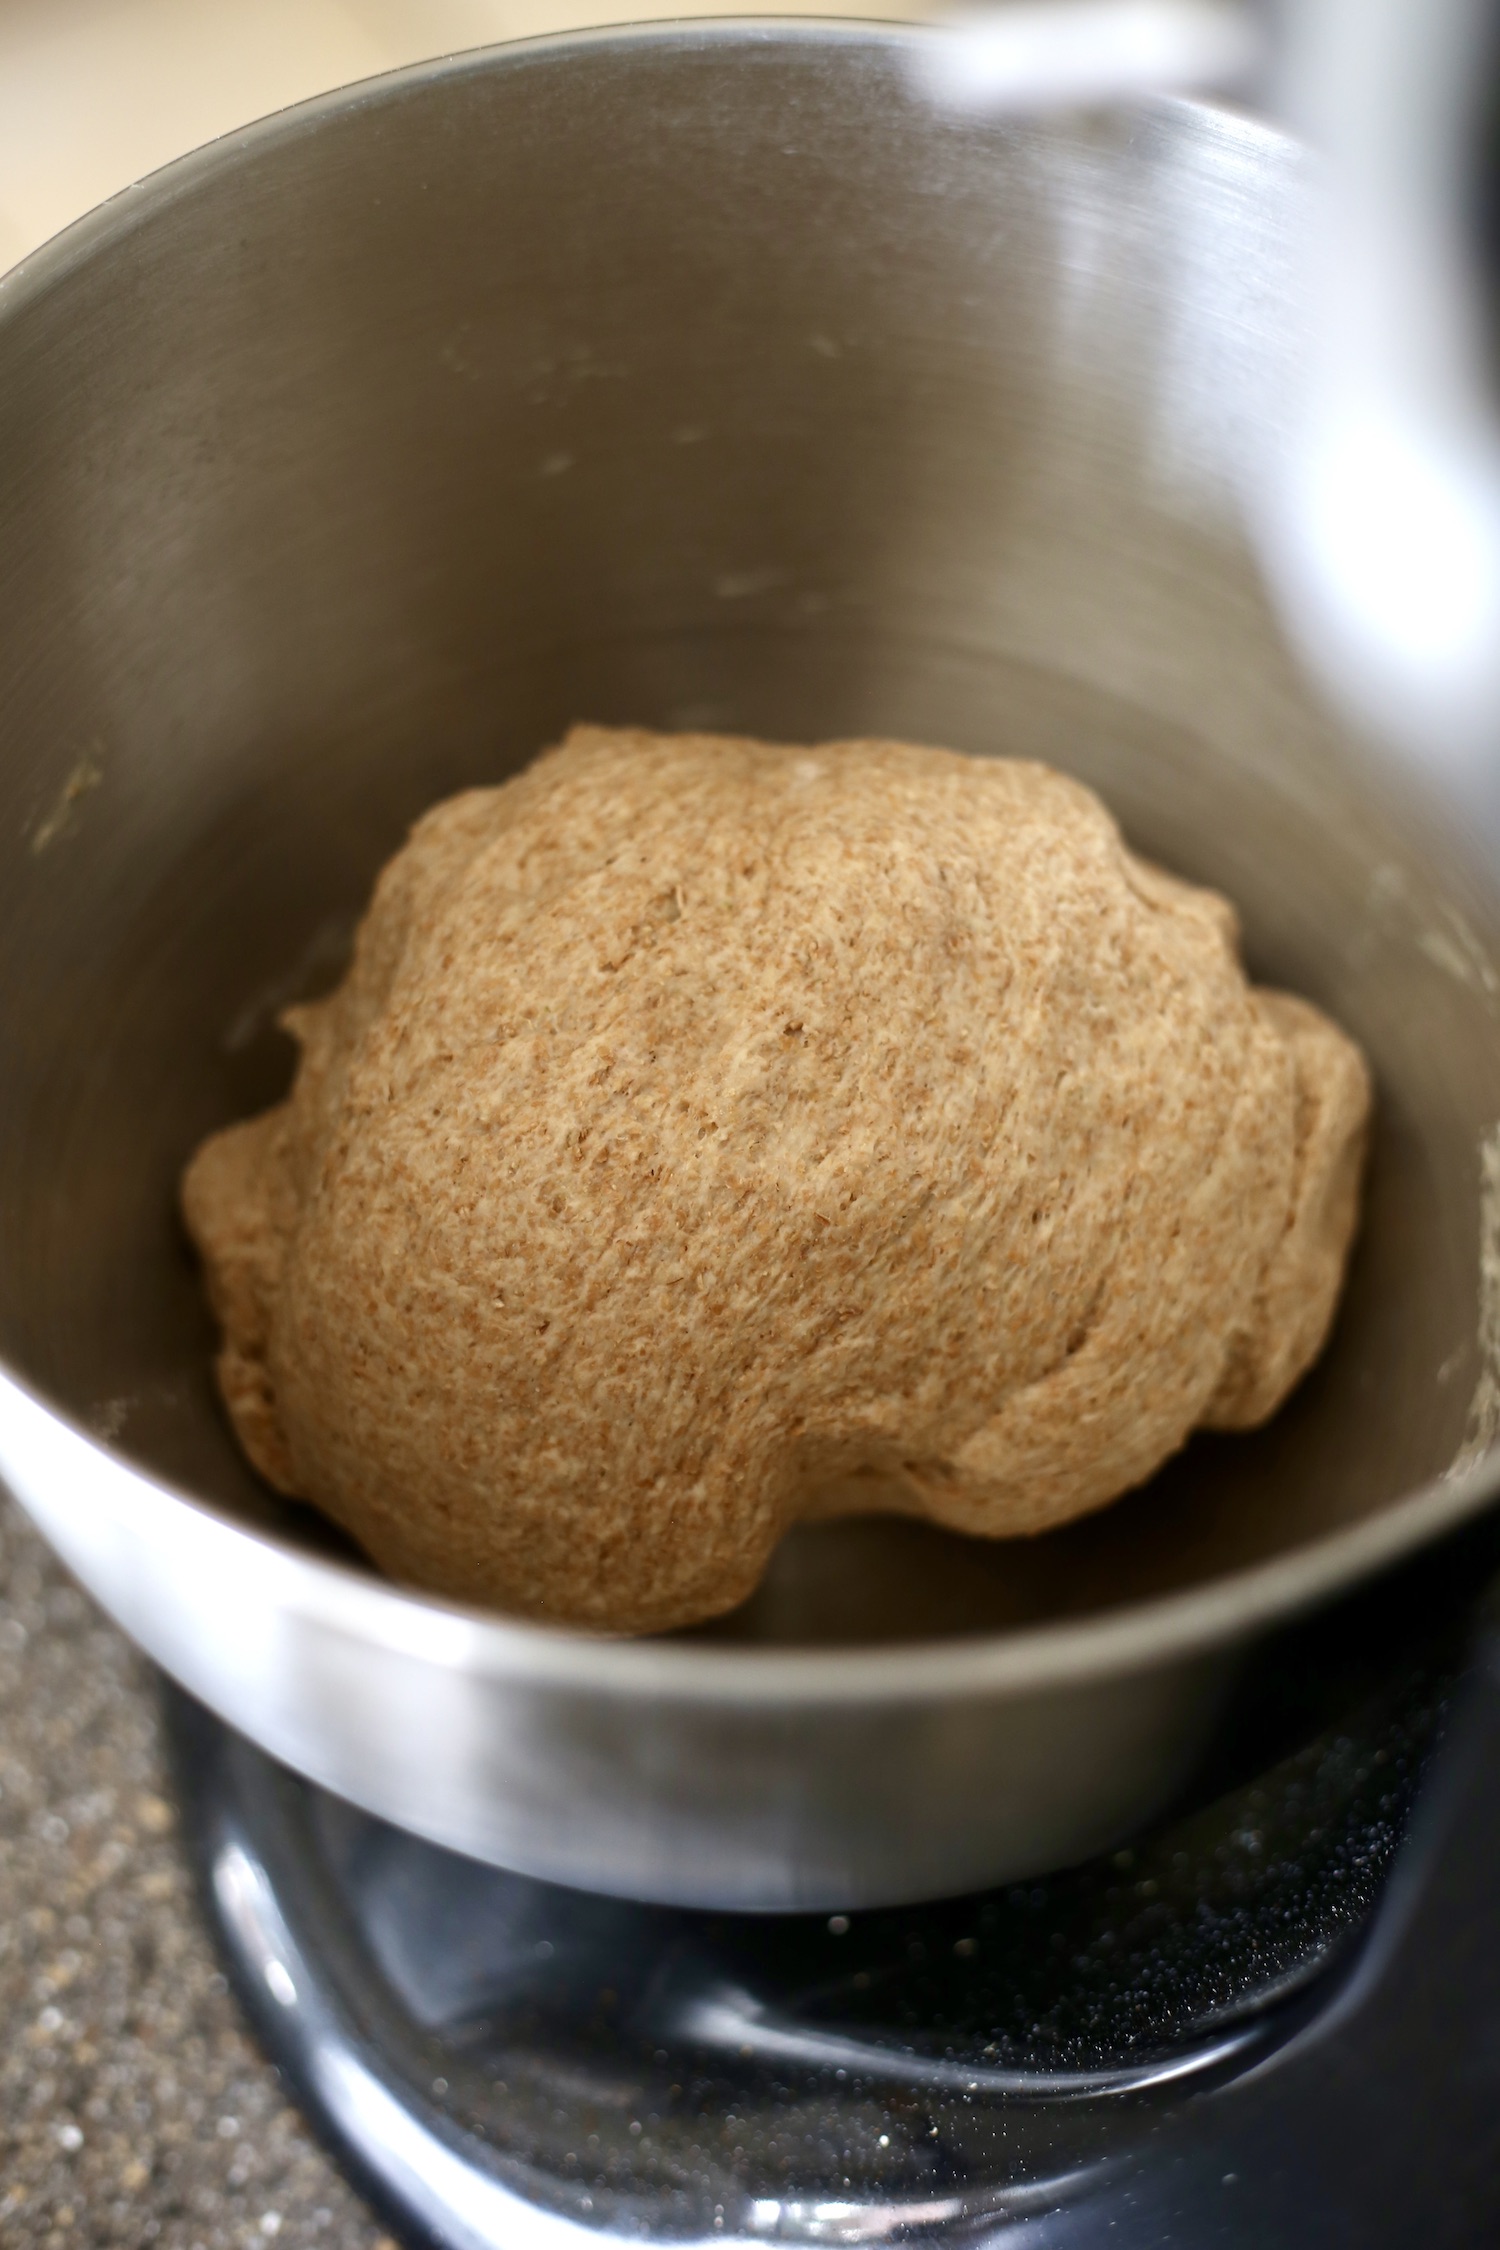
2 16 1499 1709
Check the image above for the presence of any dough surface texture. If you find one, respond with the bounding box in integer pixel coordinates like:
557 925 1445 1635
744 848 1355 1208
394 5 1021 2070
182 728 1371 1633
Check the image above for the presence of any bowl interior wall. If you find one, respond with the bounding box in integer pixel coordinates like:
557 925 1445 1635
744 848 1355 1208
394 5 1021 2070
1 36 1498 1643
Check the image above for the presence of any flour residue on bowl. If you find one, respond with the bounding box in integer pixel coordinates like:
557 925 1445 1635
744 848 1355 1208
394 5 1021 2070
1446 1122 1500 1480
28 745 103 856
1363 862 1500 1015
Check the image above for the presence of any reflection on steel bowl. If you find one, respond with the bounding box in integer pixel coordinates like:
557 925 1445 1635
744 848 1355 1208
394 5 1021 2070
0 26 1498 1909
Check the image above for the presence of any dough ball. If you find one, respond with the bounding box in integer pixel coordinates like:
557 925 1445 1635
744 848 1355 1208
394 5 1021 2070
182 727 1371 1633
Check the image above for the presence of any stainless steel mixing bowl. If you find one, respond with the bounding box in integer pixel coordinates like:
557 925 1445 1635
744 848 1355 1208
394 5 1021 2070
3 22 1500 1911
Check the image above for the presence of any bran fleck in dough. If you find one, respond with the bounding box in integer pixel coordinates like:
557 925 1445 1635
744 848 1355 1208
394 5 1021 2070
182 727 1372 1634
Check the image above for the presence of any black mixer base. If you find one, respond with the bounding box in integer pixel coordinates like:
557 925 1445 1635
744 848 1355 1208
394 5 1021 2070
165 1597 1500 2250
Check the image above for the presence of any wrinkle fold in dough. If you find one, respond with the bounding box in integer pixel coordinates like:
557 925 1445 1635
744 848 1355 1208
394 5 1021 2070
182 728 1371 1633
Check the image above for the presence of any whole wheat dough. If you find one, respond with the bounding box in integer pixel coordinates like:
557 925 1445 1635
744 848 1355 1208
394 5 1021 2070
182 727 1371 1633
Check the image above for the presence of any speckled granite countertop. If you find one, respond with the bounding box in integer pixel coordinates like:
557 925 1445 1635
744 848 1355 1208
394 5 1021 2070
0 1497 389 2250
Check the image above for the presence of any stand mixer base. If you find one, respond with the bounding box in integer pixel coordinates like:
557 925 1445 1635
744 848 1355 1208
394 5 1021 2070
163 1620 1490 2250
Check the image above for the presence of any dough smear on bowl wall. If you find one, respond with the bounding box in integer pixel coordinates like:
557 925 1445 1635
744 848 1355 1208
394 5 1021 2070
181 726 1371 1635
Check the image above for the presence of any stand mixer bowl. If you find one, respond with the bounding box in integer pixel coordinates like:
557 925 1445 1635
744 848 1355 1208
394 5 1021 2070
2 23 1500 1910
